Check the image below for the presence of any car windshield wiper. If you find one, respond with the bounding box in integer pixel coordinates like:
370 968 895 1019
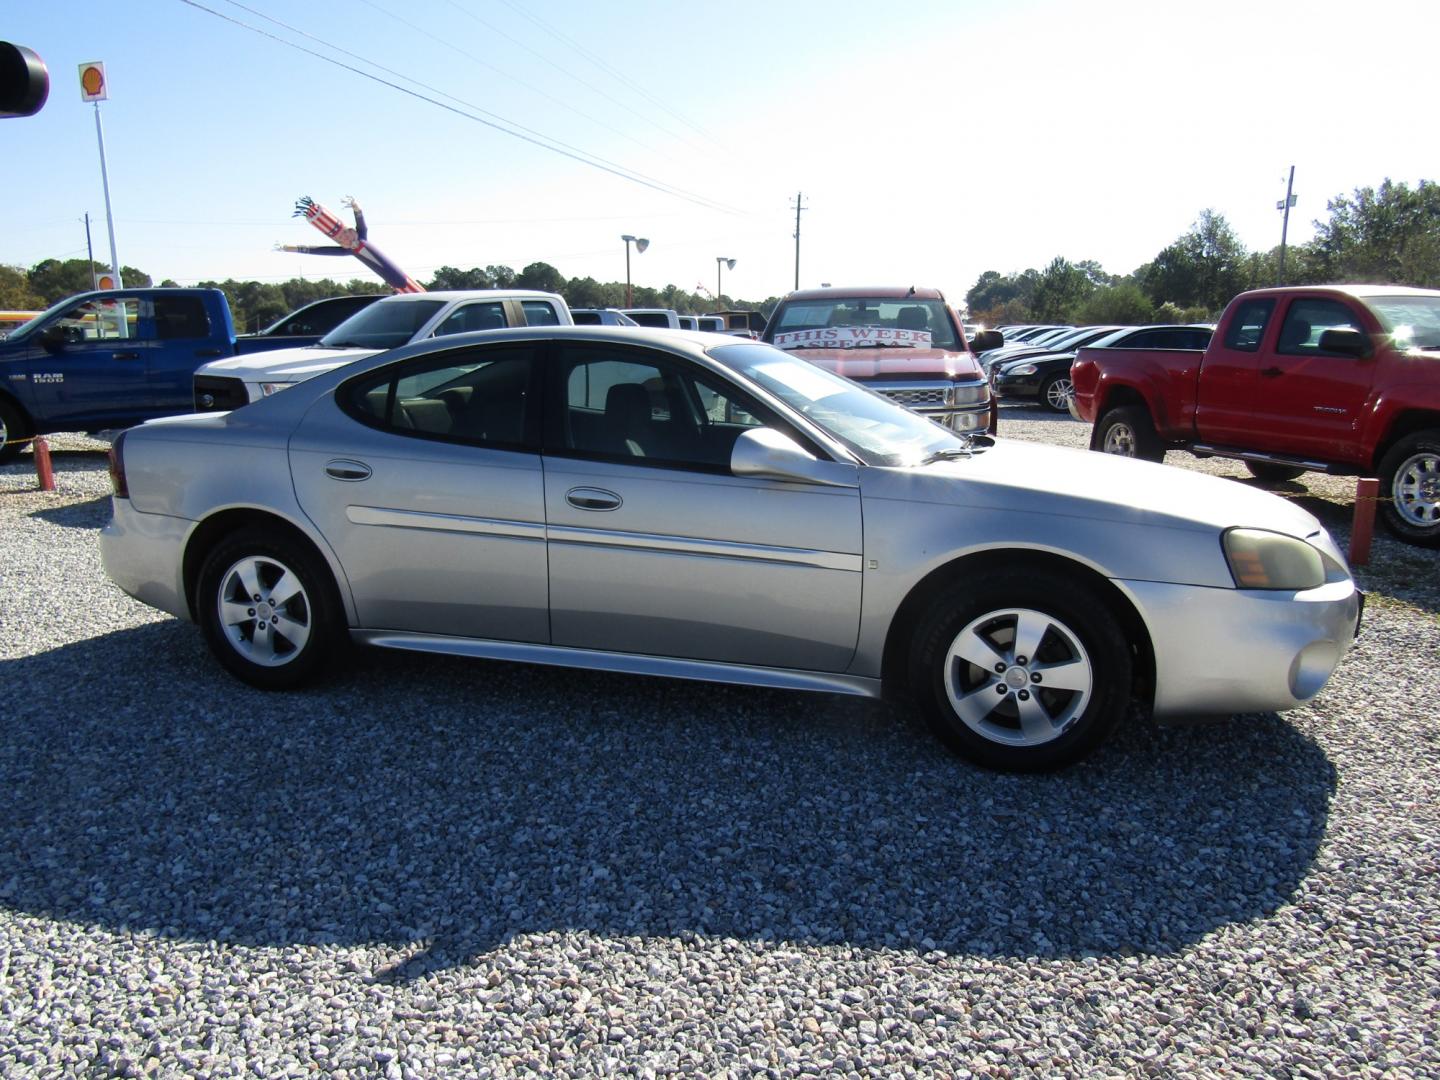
919 446 974 464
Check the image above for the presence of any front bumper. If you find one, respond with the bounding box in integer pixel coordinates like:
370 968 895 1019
992 371 1041 399
1122 576 1360 717
100 500 195 622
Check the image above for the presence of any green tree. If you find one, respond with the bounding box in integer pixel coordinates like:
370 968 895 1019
427 266 493 291
485 265 517 289
1031 257 1096 322
1140 209 1248 311
1309 178 1440 287
1073 283 1153 325
0 264 47 309
27 259 153 304
514 262 565 293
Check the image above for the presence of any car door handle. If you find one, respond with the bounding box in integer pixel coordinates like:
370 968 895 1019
1260 366 1284 378
325 459 372 482
114 351 141 360
195 348 224 358
566 486 622 511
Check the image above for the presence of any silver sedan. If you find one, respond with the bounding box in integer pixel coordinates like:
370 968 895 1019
101 327 1361 771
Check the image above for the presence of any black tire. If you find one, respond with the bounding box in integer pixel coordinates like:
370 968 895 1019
1092 405 1165 463
1245 461 1307 483
1038 373 1075 413
0 397 28 465
1377 430 1440 547
908 570 1133 772
197 528 344 689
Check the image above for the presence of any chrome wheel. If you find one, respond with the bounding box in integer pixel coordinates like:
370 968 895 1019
215 554 313 667
942 607 1093 748
1043 376 1074 412
1102 421 1138 456
1392 450 1440 528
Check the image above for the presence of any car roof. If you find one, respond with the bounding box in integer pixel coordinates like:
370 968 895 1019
378 289 565 302
782 286 947 302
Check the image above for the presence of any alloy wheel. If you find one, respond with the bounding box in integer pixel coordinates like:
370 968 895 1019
1393 449 1440 528
215 554 313 667
942 607 1094 747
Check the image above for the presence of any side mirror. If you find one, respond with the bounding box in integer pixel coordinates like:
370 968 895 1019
971 330 1003 352
731 428 857 487
39 324 66 352
1317 327 1373 359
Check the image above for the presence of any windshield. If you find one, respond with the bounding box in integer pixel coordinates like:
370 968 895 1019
709 343 969 467
319 299 445 349
1365 295 1440 350
767 297 960 351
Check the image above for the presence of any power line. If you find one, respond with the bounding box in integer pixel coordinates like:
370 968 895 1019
351 0 668 160
439 0 703 154
176 0 744 215
494 0 723 151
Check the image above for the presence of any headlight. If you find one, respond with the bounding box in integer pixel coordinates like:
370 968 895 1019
1007 363 1038 376
948 382 990 406
259 382 292 397
1223 528 1325 590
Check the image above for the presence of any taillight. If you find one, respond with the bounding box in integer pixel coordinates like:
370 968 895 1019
107 430 129 498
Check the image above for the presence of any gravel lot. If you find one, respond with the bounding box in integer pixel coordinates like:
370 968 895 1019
2 411 1437 1078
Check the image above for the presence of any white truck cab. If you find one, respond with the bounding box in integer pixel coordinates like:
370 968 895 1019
193 290 571 411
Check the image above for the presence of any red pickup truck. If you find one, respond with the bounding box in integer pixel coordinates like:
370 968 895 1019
1070 285 1440 545
761 286 1000 434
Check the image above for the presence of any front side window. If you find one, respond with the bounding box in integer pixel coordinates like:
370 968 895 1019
1222 299 1276 352
1275 299 1366 355
433 302 506 337
54 297 140 343
553 346 772 470
344 346 534 446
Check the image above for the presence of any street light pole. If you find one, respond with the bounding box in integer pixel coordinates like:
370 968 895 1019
716 257 735 305
1276 165 1297 286
621 234 649 307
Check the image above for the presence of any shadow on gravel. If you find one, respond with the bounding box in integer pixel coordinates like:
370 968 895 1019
27 495 112 530
1 623 1336 980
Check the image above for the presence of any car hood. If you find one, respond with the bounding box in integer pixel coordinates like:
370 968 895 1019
196 345 377 381
878 438 1325 541
774 345 983 380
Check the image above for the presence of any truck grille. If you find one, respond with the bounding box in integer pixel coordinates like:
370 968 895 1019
193 375 248 413
883 388 947 408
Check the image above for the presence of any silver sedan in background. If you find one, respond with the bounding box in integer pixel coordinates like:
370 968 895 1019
101 327 1361 771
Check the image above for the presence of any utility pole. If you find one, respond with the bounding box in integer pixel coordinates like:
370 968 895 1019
82 213 97 289
1276 165 1297 286
790 192 807 291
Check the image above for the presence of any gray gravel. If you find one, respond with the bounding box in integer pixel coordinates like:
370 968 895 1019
2 415 1437 1078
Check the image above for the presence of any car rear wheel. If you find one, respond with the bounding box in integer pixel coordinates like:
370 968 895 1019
0 398 28 464
1244 461 1307 482
1093 405 1165 463
1039 373 1075 413
197 529 343 688
1378 431 1440 547
909 571 1133 771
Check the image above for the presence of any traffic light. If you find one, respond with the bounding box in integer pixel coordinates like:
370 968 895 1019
0 41 49 119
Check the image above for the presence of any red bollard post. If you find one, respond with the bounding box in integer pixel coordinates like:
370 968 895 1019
33 436 56 492
1349 477 1379 566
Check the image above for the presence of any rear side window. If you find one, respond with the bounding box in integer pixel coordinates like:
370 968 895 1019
343 346 535 447
521 300 562 326
1275 299 1366 355
154 296 211 340
1223 299 1276 352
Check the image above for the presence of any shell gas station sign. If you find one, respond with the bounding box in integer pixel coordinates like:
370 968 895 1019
78 61 106 101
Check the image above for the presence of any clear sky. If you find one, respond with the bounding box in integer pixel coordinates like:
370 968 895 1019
4 0 1437 305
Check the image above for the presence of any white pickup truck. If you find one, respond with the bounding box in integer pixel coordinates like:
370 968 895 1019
192 289 572 412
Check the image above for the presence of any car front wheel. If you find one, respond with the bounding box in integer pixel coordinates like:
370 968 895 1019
197 528 342 689
0 397 28 464
910 571 1133 771
1039 373 1074 413
1378 431 1440 547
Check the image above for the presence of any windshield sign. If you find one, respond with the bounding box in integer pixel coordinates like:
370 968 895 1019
774 326 933 350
